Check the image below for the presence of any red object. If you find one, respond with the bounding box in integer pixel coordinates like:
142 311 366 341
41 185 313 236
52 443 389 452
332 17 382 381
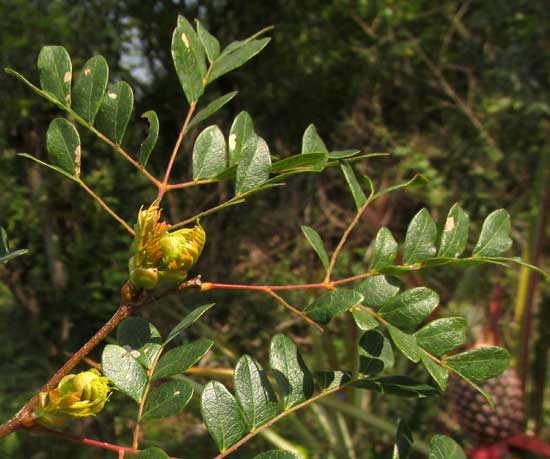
467 443 507 459
506 433 550 456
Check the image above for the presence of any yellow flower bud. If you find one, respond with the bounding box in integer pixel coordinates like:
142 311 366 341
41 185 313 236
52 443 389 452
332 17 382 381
35 369 111 427
129 205 206 289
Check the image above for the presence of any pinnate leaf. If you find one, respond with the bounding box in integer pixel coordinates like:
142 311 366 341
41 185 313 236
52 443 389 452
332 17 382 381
201 381 246 452
403 208 437 264
38 46 72 106
444 346 510 382
152 339 213 381
438 204 469 258
193 125 227 179
269 334 314 409
46 118 81 177
72 55 109 123
304 289 364 324
300 225 329 271
101 344 147 402
369 227 398 270
95 81 134 144
235 135 271 194
142 379 193 420
473 209 512 257
234 355 279 430
415 317 466 357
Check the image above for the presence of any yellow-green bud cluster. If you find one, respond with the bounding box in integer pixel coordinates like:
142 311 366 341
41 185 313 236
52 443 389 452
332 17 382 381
129 205 205 289
35 369 111 427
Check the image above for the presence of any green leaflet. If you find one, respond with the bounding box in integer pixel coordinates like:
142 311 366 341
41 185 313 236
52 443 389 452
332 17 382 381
392 420 413 459
300 225 329 271
228 111 255 165
415 317 467 357
437 204 469 258
235 135 271 194
379 287 439 330
72 55 109 123
269 334 314 409
473 209 512 257
234 355 279 430
101 344 147 403
95 81 134 144
0 226 28 264
196 20 220 63
443 346 510 382
187 92 238 131
165 303 215 345
340 161 368 210
356 275 400 310
358 329 395 375
37 45 72 106
46 118 81 177
152 339 213 381
304 289 364 324
137 448 169 459
116 317 162 369
301 124 328 154
142 380 194 420
353 375 438 398
386 324 422 363
403 208 437 264
192 125 227 179
428 435 466 459
139 111 159 166
369 227 398 270
420 353 448 391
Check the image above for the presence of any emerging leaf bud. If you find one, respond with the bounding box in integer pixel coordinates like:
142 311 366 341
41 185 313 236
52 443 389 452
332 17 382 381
35 369 111 427
129 205 205 289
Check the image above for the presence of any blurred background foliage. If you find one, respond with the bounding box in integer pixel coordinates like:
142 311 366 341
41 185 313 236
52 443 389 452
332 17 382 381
0 0 548 458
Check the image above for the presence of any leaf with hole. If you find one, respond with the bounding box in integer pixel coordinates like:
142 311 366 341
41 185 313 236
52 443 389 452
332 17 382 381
444 347 510 382
172 15 206 104
101 344 147 402
234 355 279 431
165 303 215 344
473 209 512 257
379 288 439 330
369 227 398 270
403 208 437 264
235 135 271 195
429 435 466 459
95 81 134 144
269 334 314 409
193 125 227 179
152 339 213 381
300 225 329 271
356 275 400 310
116 317 162 369
188 91 238 131
209 38 270 83
142 379 193 420
46 118 81 177
139 111 159 166
358 329 394 375
228 111 255 165
72 55 109 123
301 124 328 154
201 381 246 452
37 46 72 106
438 204 469 258
415 317 466 357
304 289 364 325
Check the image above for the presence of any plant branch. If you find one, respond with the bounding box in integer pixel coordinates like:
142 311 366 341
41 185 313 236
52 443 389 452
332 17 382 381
166 178 219 190
78 180 135 235
265 289 323 332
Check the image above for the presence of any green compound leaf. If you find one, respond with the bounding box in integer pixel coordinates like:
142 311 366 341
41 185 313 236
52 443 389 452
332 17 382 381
358 329 394 375
340 161 367 210
172 15 206 104
352 307 379 331
415 317 467 357
228 111 255 165
428 435 466 459
386 324 422 363
165 303 215 345
235 135 271 195
356 275 400 310
234 355 279 431
353 375 439 398
72 55 109 123
369 227 398 270
152 339 213 381
192 125 227 180
196 20 220 63
301 124 328 154
101 344 147 403
304 289 364 325
314 371 352 391
300 225 329 271
443 346 510 382
0 227 28 264
403 208 437 264
139 111 159 166
188 91 238 131
473 209 512 257
269 334 314 409
420 353 448 391
37 46 72 106
392 419 413 459
201 381 246 452
142 379 194 420
437 204 470 258
209 38 271 83
137 447 169 459
253 451 304 459
116 317 162 369
46 118 81 177
379 287 439 330
95 81 134 145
